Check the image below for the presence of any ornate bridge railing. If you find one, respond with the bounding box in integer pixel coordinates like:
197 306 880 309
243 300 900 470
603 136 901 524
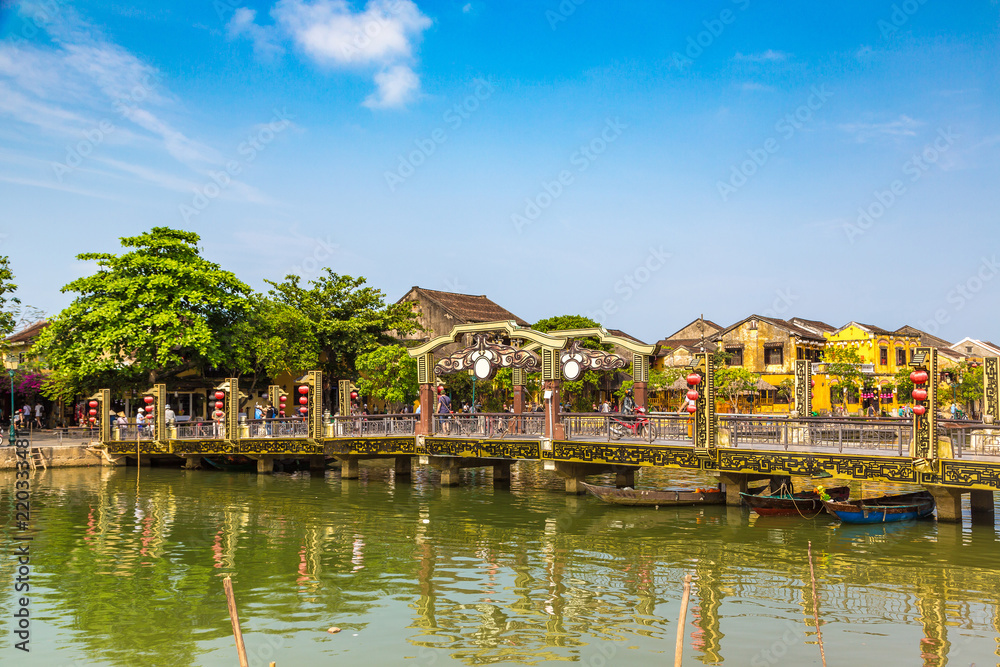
245 418 310 438
948 423 1000 459
175 421 226 440
333 415 416 437
112 425 157 441
433 413 545 438
721 415 912 454
561 413 691 443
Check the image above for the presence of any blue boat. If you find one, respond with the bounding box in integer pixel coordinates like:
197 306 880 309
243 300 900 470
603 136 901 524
822 490 935 524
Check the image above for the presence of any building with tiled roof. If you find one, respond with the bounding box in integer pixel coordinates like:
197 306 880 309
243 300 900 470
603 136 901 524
395 287 530 347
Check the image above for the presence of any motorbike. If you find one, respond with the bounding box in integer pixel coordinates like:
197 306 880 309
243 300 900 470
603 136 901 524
609 407 650 440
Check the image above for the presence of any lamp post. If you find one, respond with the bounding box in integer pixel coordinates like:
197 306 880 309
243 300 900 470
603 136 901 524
4 353 17 446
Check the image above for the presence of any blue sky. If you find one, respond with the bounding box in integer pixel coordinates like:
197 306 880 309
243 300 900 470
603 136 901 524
1 0 998 344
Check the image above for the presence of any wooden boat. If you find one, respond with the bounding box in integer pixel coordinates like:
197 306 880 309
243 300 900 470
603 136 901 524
742 486 850 517
581 482 726 506
822 490 935 524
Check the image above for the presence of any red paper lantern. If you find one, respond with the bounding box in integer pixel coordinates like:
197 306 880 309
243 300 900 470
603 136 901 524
215 391 225 401
910 370 929 385
809 392 814 398
144 395 154 405
279 410 285 417
88 400 98 408
279 397 286 404
350 391 358 400
911 388 928 401
810 379 816 387
913 404 927 416
88 408 97 416
298 385 309 395
89 416 96 423
686 373 701 386
686 390 699 401
299 407 308 415
437 386 444 394
295 396 305 405
686 404 697 414
215 401 224 409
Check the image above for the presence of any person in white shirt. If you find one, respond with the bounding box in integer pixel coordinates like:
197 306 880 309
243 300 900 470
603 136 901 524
34 402 44 429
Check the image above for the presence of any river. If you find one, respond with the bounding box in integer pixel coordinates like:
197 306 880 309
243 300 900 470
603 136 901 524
1 462 998 666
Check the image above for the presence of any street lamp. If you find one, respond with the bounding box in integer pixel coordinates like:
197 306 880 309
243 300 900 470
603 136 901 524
4 353 17 446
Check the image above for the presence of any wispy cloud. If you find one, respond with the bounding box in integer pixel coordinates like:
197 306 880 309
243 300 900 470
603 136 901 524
227 0 432 109
733 49 789 63
839 114 923 142
740 81 775 92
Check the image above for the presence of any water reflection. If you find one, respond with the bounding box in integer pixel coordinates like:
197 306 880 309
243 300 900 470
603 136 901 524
0 464 998 666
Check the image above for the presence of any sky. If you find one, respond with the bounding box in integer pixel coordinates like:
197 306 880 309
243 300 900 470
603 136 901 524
0 0 998 345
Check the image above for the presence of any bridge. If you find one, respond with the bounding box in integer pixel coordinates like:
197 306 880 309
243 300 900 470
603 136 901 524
89 321 1000 524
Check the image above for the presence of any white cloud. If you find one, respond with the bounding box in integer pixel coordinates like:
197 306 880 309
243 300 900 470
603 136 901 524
227 8 285 61
227 0 432 108
733 49 789 63
839 115 923 142
364 64 420 108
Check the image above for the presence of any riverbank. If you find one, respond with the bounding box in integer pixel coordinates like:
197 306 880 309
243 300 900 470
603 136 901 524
0 440 103 469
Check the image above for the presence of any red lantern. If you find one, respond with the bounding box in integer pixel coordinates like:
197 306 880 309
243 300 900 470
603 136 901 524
298 385 309 395
686 390 699 401
910 370 929 385
810 379 816 387
279 410 285 417
279 396 286 404
144 395 154 405
215 401 224 409
911 388 928 401
350 391 358 400
913 405 927 416
686 373 701 386
299 407 308 415
88 400 98 408
437 386 444 394
809 392 814 398
89 416 96 423
299 396 308 405
88 408 97 416
215 391 225 401
686 404 697 414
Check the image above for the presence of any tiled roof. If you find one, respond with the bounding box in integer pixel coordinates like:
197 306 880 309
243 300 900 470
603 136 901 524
664 318 722 340
893 325 952 348
403 287 529 327
718 315 827 342
608 328 646 345
655 338 718 353
850 322 896 336
789 317 837 334
5 321 48 344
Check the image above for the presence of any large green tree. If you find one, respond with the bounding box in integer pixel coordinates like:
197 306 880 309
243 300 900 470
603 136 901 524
532 315 611 410
0 255 19 340
715 366 760 414
825 346 865 408
231 298 321 399
355 344 418 412
266 271 418 384
35 228 252 400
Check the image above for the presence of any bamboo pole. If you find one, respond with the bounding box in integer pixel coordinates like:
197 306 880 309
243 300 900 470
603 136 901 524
807 541 828 667
223 577 250 667
674 573 692 667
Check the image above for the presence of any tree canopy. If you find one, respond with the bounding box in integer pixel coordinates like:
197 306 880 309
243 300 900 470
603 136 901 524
355 344 418 412
0 255 19 340
231 298 321 399
35 227 252 400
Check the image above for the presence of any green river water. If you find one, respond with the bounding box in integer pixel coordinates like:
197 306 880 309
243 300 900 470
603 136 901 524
1 462 999 666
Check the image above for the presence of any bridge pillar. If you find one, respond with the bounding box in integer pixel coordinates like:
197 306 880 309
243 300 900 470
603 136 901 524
970 489 995 525
417 383 434 436
340 456 359 479
923 485 963 523
512 384 525 415
394 456 412 477
256 456 274 474
717 473 749 507
632 382 648 410
615 467 635 489
543 380 565 440
309 455 326 473
492 460 511 485
439 459 461 487
182 456 201 470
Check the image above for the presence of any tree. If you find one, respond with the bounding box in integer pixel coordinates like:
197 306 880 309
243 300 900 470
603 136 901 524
715 366 759 414
825 346 865 409
35 228 252 401
230 298 321 400
355 345 418 412
0 255 19 342
266 271 419 386
945 361 983 416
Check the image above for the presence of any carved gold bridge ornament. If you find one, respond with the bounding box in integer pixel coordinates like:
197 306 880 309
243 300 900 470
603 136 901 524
434 334 540 380
559 340 627 381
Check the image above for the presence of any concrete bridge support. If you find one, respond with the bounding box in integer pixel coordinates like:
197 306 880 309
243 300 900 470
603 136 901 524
394 456 412 478
615 468 635 489
439 459 461 487
182 456 201 470
492 460 511 485
924 485 963 523
309 455 326 474
339 456 360 479
256 456 275 474
717 473 750 507
970 489 995 525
